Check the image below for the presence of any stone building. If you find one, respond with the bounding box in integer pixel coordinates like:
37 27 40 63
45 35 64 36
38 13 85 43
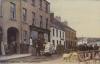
0 0 50 56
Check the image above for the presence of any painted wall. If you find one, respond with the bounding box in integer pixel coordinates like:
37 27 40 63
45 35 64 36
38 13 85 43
50 27 65 50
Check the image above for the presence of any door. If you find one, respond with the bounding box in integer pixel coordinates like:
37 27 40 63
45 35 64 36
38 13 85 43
0 27 2 55
0 41 1 55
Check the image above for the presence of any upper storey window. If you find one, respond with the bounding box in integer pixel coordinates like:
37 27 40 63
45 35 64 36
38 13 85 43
23 0 27 2
32 12 35 25
46 2 50 13
46 18 48 29
40 15 43 27
32 0 35 6
22 8 27 22
10 2 16 20
46 2 48 13
39 0 42 10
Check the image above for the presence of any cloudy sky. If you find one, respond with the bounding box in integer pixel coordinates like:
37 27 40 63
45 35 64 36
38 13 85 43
48 0 100 37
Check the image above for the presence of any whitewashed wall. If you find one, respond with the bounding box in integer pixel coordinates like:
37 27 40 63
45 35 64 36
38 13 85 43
50 27 65 50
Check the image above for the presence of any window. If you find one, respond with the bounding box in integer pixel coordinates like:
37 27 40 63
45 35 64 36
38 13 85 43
22 8 27 22
56 29 58 37
60 41 61 45
39 0 42 10
53 28 55 36
63 32 64 38
46 18 48 29
40 15 43 27
60 31 61 38
46 2 49 13
23 0 27 2
57 40 58 45
23 31 28 44
52 40 55 46
32 12 35 25
0 0 2 17
10 2 16 20
32 0 35 6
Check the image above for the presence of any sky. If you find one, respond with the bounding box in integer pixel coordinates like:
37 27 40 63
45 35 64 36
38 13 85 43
47 0 100 37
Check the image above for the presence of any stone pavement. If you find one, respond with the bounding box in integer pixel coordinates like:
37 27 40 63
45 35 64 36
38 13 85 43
0 54 31 61
0 55 60 63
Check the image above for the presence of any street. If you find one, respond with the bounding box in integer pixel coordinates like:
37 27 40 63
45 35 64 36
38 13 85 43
1 58 100 64
1 54 100 64
0 55 64 64
0 56 79 64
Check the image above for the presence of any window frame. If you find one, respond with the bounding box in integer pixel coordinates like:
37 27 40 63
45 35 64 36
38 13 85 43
10 2 16 20
22 8 27 22
52 40 55 46
40 15 43 27
31 0 35 6
46 18 48 29
56 29 58 37
53 28 55 36
39 0 42 10
32 12 35 25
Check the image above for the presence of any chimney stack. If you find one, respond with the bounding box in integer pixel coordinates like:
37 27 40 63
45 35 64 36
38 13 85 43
55 16 61 21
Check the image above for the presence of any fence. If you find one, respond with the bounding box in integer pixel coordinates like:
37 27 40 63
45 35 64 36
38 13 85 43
77 50 100 64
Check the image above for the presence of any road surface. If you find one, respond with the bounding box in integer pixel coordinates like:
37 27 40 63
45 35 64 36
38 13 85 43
0 55 100 64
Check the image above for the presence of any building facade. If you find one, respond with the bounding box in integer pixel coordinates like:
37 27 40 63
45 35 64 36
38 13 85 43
64 26 77 50
0 0 50 55
29 0 50 43
50 13 66 51
50 13 77 51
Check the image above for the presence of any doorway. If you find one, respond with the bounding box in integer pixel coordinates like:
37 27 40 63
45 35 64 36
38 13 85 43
7 27 19 54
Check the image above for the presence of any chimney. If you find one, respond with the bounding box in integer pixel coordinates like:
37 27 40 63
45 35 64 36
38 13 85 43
63 21 68 26
55 16 61 21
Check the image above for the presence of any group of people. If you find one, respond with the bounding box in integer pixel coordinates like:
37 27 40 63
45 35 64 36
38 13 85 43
77 44 99 51
30 37 46 56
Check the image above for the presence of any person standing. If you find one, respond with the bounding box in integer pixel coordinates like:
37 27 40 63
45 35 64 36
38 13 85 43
29 37 33 55
12 40 17 54
36 39 41 56
1 41 5 55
